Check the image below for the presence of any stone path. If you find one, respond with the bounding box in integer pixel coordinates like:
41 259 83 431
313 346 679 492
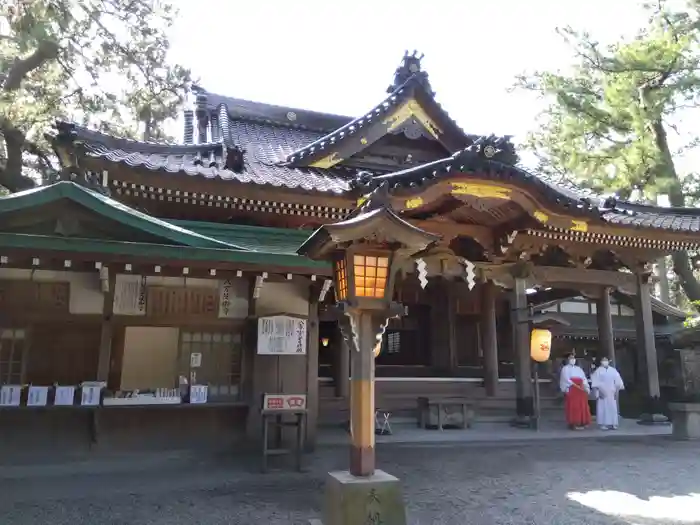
1 436 698 524
318 417 671 446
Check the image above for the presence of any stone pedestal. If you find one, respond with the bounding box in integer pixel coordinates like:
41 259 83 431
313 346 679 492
319 470 407 525
669 403 700 440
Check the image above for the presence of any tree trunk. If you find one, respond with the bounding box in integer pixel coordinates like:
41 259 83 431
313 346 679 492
650 118 700 305
0 127 35 192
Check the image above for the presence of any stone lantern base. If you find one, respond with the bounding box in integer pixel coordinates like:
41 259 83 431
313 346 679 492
669 403 700 440
311 470 407 525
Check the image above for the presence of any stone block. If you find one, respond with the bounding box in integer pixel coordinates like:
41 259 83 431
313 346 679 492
322 470 407 525
669 403 700 440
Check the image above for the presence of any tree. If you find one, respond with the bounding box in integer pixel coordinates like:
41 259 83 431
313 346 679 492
0 0 192 192
515 0 700 305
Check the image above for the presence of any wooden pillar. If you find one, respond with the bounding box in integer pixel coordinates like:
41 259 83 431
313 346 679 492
634 273 662 405
596 287 615 363
429 279 457 375
511 278 533 418
335 336 350 399
349 311 376 477
305 293 320 450
96 269 116 382
481 281 499 397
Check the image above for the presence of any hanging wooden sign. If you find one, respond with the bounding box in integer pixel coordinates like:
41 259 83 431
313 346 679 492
146 286 218 317
257 315 307 355
0 280 69 312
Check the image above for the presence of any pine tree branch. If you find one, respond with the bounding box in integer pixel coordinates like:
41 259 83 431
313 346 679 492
2 40 60 92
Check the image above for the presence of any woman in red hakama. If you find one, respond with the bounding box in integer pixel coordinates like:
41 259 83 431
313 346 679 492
565 377 591 429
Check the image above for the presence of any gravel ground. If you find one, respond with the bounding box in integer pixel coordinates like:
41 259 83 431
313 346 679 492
0 437 699 525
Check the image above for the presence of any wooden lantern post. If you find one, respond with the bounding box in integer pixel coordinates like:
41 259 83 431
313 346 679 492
298 184 439 480
528 313 569 431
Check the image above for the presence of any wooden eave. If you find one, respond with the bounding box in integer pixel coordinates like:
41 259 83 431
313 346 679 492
298 206 440 260
80 157 357 211
0 233 330 274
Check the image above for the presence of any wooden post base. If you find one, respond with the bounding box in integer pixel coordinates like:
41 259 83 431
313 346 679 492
319 470 407 525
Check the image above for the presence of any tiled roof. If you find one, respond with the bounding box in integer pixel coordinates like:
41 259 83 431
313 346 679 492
201 91 352 133
54 121 352 194
364 138 700 233
601 201 700 233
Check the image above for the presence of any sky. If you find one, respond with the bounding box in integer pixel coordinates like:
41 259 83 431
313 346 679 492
167 0 695 174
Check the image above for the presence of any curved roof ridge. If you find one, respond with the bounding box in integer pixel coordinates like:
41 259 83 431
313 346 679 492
194 87 353 132
53 121 226 156
282 79 413 165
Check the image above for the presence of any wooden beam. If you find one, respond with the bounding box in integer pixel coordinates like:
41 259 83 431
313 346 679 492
0 250 332 278
480 264 637 292
305 288 320 451
96 269 116 382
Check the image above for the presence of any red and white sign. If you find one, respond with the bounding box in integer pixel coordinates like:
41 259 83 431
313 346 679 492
263 393 307 411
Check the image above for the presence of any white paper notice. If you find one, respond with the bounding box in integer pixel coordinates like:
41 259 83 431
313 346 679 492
0 385 21 406
54 386 76 406
189 385 208 404
81 385 102 406
27 386 48 406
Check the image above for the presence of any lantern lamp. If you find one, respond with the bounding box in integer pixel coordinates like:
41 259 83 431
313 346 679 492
530 328 552 363
321 337 330 347
333 248 394 309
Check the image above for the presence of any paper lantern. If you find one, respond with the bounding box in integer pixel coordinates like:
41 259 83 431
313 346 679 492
530 328 552 362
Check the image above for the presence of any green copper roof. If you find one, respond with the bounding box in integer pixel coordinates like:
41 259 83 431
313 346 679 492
0 182 329 272
0 182 241 250
169 220 313 255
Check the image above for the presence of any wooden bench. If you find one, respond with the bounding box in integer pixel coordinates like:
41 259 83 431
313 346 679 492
417 396 475 430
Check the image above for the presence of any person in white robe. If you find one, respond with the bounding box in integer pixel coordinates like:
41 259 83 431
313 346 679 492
591 358 624 430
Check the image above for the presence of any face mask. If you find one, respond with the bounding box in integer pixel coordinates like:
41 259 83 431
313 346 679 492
601 360 609 368
568 358 576 366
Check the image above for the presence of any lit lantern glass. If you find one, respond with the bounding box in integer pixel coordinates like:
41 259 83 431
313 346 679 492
321 337 330 347
373 341 381 358
334 258 348 301
530 328 552 363
353 254 389 299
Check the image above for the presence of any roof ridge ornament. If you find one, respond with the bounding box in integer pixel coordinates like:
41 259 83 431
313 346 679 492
387 50 434 96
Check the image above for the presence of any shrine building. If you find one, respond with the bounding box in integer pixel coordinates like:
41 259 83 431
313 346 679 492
0 52 697 456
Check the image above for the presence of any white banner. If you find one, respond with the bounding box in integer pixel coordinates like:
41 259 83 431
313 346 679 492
217 279 248 319
113 274 146 316
257 315 307 355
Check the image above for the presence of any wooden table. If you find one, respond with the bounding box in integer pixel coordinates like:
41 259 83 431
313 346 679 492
417 397 473 431
261 408 306 473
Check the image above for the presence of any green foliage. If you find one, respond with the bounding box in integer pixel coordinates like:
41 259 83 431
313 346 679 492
514 0 700 303
0 0 192 191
